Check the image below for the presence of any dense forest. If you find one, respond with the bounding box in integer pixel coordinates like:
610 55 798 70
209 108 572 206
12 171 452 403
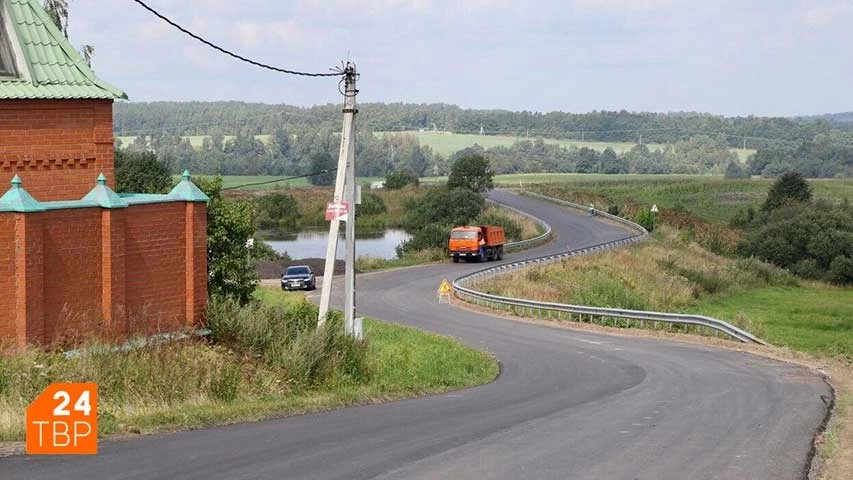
114 102 853 178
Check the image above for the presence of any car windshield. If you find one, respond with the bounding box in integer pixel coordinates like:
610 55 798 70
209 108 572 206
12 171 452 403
285 267 310 276
451 231 477 239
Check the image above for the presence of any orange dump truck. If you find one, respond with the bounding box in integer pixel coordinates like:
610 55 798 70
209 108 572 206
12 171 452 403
448 225 506 263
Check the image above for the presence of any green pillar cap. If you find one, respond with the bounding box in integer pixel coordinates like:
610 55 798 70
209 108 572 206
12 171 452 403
169 171 209 203
0 175 45 212
82 173 127 209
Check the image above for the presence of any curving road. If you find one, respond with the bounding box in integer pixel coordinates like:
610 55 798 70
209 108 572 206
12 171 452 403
2 190 830 479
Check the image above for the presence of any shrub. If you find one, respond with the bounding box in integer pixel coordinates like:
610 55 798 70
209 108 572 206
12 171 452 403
404 187 485 230
205 297 369 387
358 191 387 216
829 255 853 284
635 208 655 232
384 170 419 190
475 210 522 242
763 171 812 211
255 193 301 231
397 223 450 257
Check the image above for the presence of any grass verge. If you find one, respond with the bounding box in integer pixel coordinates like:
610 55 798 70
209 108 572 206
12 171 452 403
474 226 852 358
0 288 497 443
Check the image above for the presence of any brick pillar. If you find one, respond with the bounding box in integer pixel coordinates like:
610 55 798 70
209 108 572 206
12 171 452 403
14 212 44 347
184 202 208 328
101 208 127 336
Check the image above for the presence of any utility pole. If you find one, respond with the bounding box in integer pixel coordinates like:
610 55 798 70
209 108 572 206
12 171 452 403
318 63 358 329
344 110 357 337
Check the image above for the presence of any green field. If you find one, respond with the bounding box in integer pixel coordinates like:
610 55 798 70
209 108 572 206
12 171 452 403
379 131 755 161
691 286 853 358
116 134 273 149
118 130 755 161
527 175 853 223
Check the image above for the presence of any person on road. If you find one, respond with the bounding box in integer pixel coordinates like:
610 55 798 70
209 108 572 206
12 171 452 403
478 232 486 260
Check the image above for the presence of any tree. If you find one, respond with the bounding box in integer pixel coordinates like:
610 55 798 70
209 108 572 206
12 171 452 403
384 169 418 189
447 155 493 194
255 193 301 232
195 177 267 304
724 160 749 179
114 149 172 194
44 1 96 67
763 172 812 211
308 152 336 186
404 187 485 229
43 0 69 37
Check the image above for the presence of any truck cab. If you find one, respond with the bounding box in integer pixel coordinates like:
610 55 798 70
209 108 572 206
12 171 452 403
449 225 506 263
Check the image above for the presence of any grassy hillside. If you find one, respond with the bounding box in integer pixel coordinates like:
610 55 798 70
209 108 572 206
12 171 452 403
476 226 853 358
379 131 755 160
528 176 852 223
119 130 755 161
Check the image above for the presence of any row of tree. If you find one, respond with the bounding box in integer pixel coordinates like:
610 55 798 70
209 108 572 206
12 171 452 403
119 127 443 178
460 135 739 175
114 101 853 150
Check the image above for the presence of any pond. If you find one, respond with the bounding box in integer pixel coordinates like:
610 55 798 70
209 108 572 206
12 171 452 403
265 229 412 260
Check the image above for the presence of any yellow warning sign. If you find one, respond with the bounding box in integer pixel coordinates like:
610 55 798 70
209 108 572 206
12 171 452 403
438 279 452 294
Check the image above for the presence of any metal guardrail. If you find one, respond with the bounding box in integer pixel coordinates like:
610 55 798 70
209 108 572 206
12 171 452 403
454 192 766 345
487 198 553 252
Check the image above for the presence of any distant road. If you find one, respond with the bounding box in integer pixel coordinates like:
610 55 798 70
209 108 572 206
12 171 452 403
1 190 829 480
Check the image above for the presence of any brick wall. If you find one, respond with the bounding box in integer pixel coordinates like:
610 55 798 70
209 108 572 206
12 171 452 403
0 100 115 201
125 203 188 334
0 215 14 345
0 201 208 347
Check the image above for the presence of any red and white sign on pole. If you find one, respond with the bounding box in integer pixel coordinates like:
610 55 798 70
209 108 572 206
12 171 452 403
325 201 350 221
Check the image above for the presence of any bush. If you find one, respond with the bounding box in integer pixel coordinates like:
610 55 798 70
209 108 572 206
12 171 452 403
738 202 853 283
404 187 485 230
635 208 655 232
206 297 369 387
256 193 302 231
396 223 450 257
763 171 812 211
829 255 853 284
475 210 522 242
115 150 172 194
358 191 387 216
384 170 419 190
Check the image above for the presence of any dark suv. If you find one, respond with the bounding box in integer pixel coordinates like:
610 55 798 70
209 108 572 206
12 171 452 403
281 265 316 291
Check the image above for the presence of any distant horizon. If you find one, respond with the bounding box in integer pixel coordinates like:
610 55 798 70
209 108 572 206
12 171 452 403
113 99 853 121
71 1 853 118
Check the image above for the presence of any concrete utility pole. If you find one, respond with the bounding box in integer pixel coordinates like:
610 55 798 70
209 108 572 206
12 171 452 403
318 63 358 329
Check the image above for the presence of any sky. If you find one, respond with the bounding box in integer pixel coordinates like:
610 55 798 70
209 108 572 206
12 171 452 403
67 0 853 117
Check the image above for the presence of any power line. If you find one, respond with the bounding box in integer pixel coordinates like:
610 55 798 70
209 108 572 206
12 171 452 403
130 0 342 78
221 168 338 191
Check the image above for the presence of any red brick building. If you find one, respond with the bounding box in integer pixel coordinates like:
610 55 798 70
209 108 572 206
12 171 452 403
0 0 208 347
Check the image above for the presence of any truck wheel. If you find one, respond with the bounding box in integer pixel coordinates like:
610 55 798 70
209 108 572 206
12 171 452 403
497 249 504 261
452 257 459 263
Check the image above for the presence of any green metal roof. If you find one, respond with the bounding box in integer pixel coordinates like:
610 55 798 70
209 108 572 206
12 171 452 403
0 0 126 100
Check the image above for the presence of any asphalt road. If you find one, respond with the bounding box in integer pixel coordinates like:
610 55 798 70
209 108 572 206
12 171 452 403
1 190 830 480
